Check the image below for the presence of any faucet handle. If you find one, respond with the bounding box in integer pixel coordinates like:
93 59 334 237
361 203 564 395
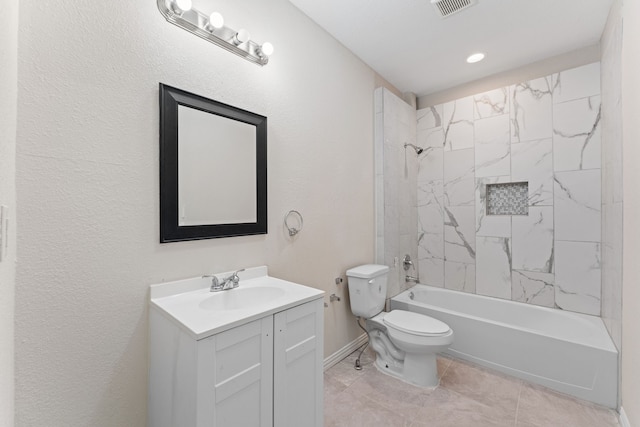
402 254 413 271
231 268 245 287
203 274 222 292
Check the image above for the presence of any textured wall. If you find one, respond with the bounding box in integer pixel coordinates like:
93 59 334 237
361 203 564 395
14 0 387 425
0 0 18 425
621 0 640 423
416 63 603 316
374 88 418 300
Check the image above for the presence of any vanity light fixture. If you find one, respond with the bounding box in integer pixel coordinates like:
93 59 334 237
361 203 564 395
157 0 274 66
466 52 485 63
257 42 274 59
172 0 191 13
206 12 224 32
231 29 250 46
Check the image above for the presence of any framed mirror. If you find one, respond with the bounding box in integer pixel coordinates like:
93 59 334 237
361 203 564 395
159 84 267 242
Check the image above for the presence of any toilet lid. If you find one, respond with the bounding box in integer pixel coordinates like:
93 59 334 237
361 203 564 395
383 310 450 336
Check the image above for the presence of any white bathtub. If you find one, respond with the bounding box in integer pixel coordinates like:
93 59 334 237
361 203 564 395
391 284 618 408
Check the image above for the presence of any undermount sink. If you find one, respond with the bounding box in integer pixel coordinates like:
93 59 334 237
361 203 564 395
198 286 286 311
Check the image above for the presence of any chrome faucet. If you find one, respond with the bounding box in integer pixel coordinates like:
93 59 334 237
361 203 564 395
202 274 222 292
405 275 419 283
402 254 413 271
221 269 245 290
203 269 245 292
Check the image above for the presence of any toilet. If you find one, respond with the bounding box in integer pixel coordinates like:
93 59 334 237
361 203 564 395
346 264 454 388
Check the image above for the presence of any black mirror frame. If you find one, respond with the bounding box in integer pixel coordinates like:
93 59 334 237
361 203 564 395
159 83 267 243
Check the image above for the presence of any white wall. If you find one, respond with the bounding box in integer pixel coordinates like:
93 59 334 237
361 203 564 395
621 0 640 423
15 0 392 425
0 0 18 425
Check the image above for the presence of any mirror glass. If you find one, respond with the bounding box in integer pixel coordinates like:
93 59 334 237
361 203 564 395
178 105 257 225
160 84 267 242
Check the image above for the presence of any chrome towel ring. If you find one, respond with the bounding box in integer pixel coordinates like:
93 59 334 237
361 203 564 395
284 210 303 236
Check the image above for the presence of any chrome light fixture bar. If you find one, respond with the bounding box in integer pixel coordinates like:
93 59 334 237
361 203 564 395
157 0 274 66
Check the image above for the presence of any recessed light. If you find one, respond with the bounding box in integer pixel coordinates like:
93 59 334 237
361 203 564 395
466 52 485 63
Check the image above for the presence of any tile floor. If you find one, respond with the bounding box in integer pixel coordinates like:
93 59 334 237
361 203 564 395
324 349 619 427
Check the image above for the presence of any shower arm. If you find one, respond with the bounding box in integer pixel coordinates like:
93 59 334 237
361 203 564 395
404 143 424 155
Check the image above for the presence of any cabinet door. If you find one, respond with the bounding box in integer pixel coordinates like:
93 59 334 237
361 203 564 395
273 299 324 427
198 316 274 427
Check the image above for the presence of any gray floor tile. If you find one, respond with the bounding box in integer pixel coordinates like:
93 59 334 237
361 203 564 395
324 352 619 427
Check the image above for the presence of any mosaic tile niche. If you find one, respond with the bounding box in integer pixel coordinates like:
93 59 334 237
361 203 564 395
416 62 602 316
486 182 529 215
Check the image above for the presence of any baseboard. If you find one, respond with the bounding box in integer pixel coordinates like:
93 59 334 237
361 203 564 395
323 333 367 371
619 407 631 427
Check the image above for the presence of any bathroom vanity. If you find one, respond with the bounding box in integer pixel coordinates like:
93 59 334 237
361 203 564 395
148 266 324 427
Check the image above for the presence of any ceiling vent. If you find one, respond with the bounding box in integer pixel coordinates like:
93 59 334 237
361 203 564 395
431 0 478 18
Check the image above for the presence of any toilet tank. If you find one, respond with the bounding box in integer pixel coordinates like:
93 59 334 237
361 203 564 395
346 264 390 318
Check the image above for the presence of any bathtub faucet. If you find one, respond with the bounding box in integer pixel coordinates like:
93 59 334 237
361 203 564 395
402 254 413 271
405 275 419 283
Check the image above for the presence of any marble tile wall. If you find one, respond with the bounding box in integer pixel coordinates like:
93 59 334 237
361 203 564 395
416 62 603 316
600 2 623 352
375 88 418 299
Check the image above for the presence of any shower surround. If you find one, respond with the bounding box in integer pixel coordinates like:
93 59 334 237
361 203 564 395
374 88 418 300
415 62 603 316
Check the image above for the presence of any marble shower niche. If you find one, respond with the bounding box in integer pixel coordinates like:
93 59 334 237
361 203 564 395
486 182 529 216
416 62 602 316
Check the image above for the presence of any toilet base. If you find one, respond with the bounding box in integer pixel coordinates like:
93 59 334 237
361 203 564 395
404 352 439 387
371 339 441 388
366 312 450 388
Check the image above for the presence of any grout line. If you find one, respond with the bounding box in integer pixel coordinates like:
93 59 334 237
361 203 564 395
514 380 524 426
440 357 453 379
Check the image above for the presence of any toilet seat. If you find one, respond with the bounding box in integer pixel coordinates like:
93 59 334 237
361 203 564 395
383 310 450 336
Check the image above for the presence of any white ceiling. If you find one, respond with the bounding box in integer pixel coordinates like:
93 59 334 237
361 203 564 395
288 0 613 96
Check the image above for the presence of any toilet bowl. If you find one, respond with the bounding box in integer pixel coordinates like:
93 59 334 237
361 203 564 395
383 310 453 353
346 264 454 388
369 310 453 387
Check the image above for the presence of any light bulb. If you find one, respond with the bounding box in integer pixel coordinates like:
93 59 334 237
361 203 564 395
259 42 274 57
232 29 250 45
208 12 224 30
466 52 485 63
173 0 192 12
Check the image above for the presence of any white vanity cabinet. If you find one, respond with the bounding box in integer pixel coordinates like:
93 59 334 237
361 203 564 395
148 268 324 427
197 316 274 427
273 299 324 427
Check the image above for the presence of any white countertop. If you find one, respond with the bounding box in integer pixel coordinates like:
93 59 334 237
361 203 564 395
150 266 324 340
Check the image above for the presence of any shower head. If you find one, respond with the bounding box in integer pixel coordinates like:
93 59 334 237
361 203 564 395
404 143 424 155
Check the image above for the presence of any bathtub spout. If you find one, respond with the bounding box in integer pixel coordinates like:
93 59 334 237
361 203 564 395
405 275 419 283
